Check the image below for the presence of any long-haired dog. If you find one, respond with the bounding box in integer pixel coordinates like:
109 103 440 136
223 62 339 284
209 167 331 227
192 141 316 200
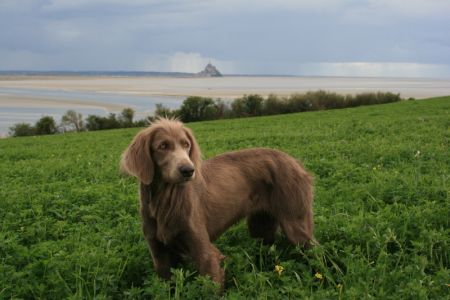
120 118 314 288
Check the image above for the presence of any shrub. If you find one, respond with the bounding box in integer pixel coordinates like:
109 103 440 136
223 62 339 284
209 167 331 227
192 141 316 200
119 108 135 127
306 90 346 109
179 96 217 122
133 115 154 127
85 115 102 131
353 92 401 107
9 123 36 137
105 113 121 129
35 116 57 135
213 99 232 119
354 92 379 106
232 94 264 117
286 93 312 112
379 92 401 103
286 91 347 111
263 94 286 115
154 103 178 119
85 114 121 131
61 110 84 132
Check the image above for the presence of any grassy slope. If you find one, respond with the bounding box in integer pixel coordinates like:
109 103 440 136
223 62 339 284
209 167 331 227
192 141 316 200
0 97 448 299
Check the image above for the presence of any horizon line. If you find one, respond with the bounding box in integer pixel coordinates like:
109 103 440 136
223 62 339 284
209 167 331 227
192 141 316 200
0 70 447 80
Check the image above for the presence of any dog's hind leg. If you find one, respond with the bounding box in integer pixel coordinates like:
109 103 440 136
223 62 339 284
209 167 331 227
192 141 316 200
247 211 279 244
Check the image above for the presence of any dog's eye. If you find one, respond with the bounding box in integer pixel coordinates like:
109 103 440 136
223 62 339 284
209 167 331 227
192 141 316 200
158 142 168 150
182 141 190 149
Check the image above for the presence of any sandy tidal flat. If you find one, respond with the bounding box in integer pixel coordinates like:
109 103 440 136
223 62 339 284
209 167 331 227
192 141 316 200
1 75 450 99
0 94 125 111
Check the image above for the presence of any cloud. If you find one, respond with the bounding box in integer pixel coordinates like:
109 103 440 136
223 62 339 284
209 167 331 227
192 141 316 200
164 52 235 74
0 0 449 77
167 52 209 73
366 0 450 17
299 62 450 78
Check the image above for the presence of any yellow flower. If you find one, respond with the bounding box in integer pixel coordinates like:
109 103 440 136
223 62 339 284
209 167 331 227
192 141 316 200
314 272 323 280
274 265 284 275
337 283 343 289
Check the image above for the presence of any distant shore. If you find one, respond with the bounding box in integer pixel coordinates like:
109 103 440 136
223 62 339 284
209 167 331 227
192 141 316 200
1 75 450 100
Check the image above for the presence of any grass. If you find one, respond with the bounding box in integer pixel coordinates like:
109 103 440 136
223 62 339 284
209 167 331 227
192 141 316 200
0 97 449 299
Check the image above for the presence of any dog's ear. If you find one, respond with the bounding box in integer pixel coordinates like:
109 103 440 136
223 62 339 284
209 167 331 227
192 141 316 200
184 127 202 172
120 129 154 185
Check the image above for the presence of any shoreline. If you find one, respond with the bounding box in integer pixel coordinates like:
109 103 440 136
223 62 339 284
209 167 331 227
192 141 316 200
1 75 450 99
0 94 127 111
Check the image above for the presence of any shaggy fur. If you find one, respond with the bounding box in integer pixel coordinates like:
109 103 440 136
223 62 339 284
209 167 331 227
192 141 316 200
120 118 314 288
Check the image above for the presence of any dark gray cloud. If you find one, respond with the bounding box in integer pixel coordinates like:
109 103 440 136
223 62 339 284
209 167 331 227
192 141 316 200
0 0 449 77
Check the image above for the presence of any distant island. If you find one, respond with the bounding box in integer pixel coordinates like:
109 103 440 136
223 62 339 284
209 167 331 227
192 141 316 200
197 63 222 77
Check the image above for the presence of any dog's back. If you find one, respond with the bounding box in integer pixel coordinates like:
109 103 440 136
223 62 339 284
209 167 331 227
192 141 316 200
197 148 313 245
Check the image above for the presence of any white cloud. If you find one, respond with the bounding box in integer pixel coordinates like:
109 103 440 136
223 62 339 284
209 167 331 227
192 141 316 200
299 62 450 78
367 0 450 17
168 52 210 73
166 52 235 74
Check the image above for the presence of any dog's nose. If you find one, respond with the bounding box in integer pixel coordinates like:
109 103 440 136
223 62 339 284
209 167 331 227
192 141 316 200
179 165 195 178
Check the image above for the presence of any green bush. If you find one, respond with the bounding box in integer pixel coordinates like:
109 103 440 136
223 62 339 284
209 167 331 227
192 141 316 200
351 92 401 107
8 123 36 137
213 99 233 119
232 94 264 117
179 96 217 122
154 103 178 119
85 113 121 131
35 116 57 135
263 94 286 115
133 118 151 127
286 93 313 112
304 90 347 110
119 108 135 128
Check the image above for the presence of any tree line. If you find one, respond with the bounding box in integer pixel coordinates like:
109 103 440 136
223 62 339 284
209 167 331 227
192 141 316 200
9 91 402 137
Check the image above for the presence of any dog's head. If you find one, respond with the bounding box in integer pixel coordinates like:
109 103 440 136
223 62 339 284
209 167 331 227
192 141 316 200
120 118 202 185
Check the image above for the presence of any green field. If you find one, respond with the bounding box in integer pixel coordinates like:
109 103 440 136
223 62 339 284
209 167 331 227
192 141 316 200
1 97 449 299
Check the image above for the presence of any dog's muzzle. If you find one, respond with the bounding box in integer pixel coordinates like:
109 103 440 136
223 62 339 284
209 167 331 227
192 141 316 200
179 165 195 179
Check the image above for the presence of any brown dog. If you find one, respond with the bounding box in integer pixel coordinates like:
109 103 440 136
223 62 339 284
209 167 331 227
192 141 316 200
120 118 314 288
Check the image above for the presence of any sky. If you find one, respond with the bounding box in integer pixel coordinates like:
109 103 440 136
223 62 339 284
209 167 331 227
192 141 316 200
1 0 449 77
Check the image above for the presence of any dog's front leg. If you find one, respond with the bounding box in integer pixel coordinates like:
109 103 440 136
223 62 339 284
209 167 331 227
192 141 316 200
185 229 225 289
147 237 179 279
140 183 178 279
